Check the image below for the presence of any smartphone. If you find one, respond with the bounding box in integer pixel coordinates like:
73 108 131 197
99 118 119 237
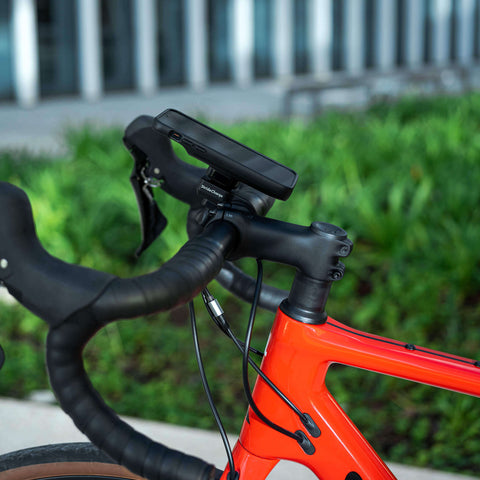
154 109 297 200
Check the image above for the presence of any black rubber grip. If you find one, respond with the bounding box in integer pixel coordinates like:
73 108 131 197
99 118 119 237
46 221 236 480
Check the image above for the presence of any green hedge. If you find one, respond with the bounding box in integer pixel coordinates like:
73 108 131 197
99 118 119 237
0 93 479 473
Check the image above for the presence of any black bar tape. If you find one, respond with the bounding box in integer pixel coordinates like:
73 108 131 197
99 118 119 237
47 222 237 480
0 182 116 327
48 323 216 480
92 222 238 323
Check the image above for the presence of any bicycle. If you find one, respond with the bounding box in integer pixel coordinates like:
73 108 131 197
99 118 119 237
0 109 479 480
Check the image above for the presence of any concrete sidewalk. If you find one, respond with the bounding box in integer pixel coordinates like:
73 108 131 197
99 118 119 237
0 83 285 155
0 397 477 479
0 82 370 154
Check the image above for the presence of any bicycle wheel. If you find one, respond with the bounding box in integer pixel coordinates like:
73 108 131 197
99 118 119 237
0 443 144 480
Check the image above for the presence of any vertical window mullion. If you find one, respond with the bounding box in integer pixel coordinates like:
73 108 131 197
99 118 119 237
77 0 102 101
405 0 425 67
375 0 396 70
134 0 157 95
457 0 475 64
12 0 39 106
185 0 207 89
310 0 333 74
431 0 451 66
274 0 293 77
344 0 366 73
232 0 253 86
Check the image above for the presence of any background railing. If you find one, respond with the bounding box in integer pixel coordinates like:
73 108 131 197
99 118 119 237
0 0 479 108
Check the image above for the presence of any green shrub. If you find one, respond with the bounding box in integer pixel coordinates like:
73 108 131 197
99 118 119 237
0 94 479 473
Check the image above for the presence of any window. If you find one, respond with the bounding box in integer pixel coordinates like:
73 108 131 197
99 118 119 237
475 0 480 59
294 0 309 74
254 0 273 78
157 0 186 85
332 0 345 70
396 0 406 66
102 0 134 91
0 0 13 100
208 0 232 82
37 0 78 96
449 0 459 61
423 0 433 62
365 0 376 68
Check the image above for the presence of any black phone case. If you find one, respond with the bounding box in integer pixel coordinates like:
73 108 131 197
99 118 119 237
154 109 297 200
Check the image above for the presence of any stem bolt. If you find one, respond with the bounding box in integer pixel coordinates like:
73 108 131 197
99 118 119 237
311 221 347 239
0 259 8 269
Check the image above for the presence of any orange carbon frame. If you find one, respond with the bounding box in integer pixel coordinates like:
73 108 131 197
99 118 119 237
220 308 480 480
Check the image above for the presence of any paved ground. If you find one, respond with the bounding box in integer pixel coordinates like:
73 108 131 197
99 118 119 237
0 397 477 480
0 81 370 155
0 87 478 479
0 82 286 155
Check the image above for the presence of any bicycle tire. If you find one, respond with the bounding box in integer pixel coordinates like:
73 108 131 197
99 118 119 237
0 443 144 480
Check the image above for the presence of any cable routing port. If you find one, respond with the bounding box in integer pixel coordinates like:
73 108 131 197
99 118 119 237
168 130 182 142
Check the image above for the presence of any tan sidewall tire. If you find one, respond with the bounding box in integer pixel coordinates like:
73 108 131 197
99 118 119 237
0 461 145 480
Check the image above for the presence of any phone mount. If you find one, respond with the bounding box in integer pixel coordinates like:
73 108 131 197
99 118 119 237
153 109 298 202
124 111 298 256
196 168 238 205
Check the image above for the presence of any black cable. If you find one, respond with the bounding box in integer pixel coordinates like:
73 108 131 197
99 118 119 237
189 301 237 478
201 288 307 421
202 288 263 357
241 260 302 443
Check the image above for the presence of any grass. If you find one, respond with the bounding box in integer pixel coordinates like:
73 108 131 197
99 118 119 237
0 93 479 473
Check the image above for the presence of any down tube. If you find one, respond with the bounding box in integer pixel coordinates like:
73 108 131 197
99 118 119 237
221 309 480 480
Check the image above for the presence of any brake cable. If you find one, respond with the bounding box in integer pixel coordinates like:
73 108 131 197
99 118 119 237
202 288 264 358
202 283 321 439
240 260 308 445
195 259 318 463
189 301 238 480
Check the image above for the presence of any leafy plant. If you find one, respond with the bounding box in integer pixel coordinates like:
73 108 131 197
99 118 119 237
0 93 479 474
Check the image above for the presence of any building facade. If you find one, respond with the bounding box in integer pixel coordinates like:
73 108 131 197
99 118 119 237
0 0 479 107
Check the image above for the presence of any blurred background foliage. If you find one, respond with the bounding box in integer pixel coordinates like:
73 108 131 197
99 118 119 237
0 93 479 473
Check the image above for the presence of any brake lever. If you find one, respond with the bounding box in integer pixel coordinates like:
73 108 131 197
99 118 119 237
129 147 167 257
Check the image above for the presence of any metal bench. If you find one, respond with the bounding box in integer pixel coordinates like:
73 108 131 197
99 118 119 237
283 65 475 117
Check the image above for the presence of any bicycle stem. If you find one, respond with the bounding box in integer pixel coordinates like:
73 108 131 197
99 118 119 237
192 206 353 324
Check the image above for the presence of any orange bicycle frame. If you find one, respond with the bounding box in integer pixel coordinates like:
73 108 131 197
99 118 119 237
220 309 480 480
